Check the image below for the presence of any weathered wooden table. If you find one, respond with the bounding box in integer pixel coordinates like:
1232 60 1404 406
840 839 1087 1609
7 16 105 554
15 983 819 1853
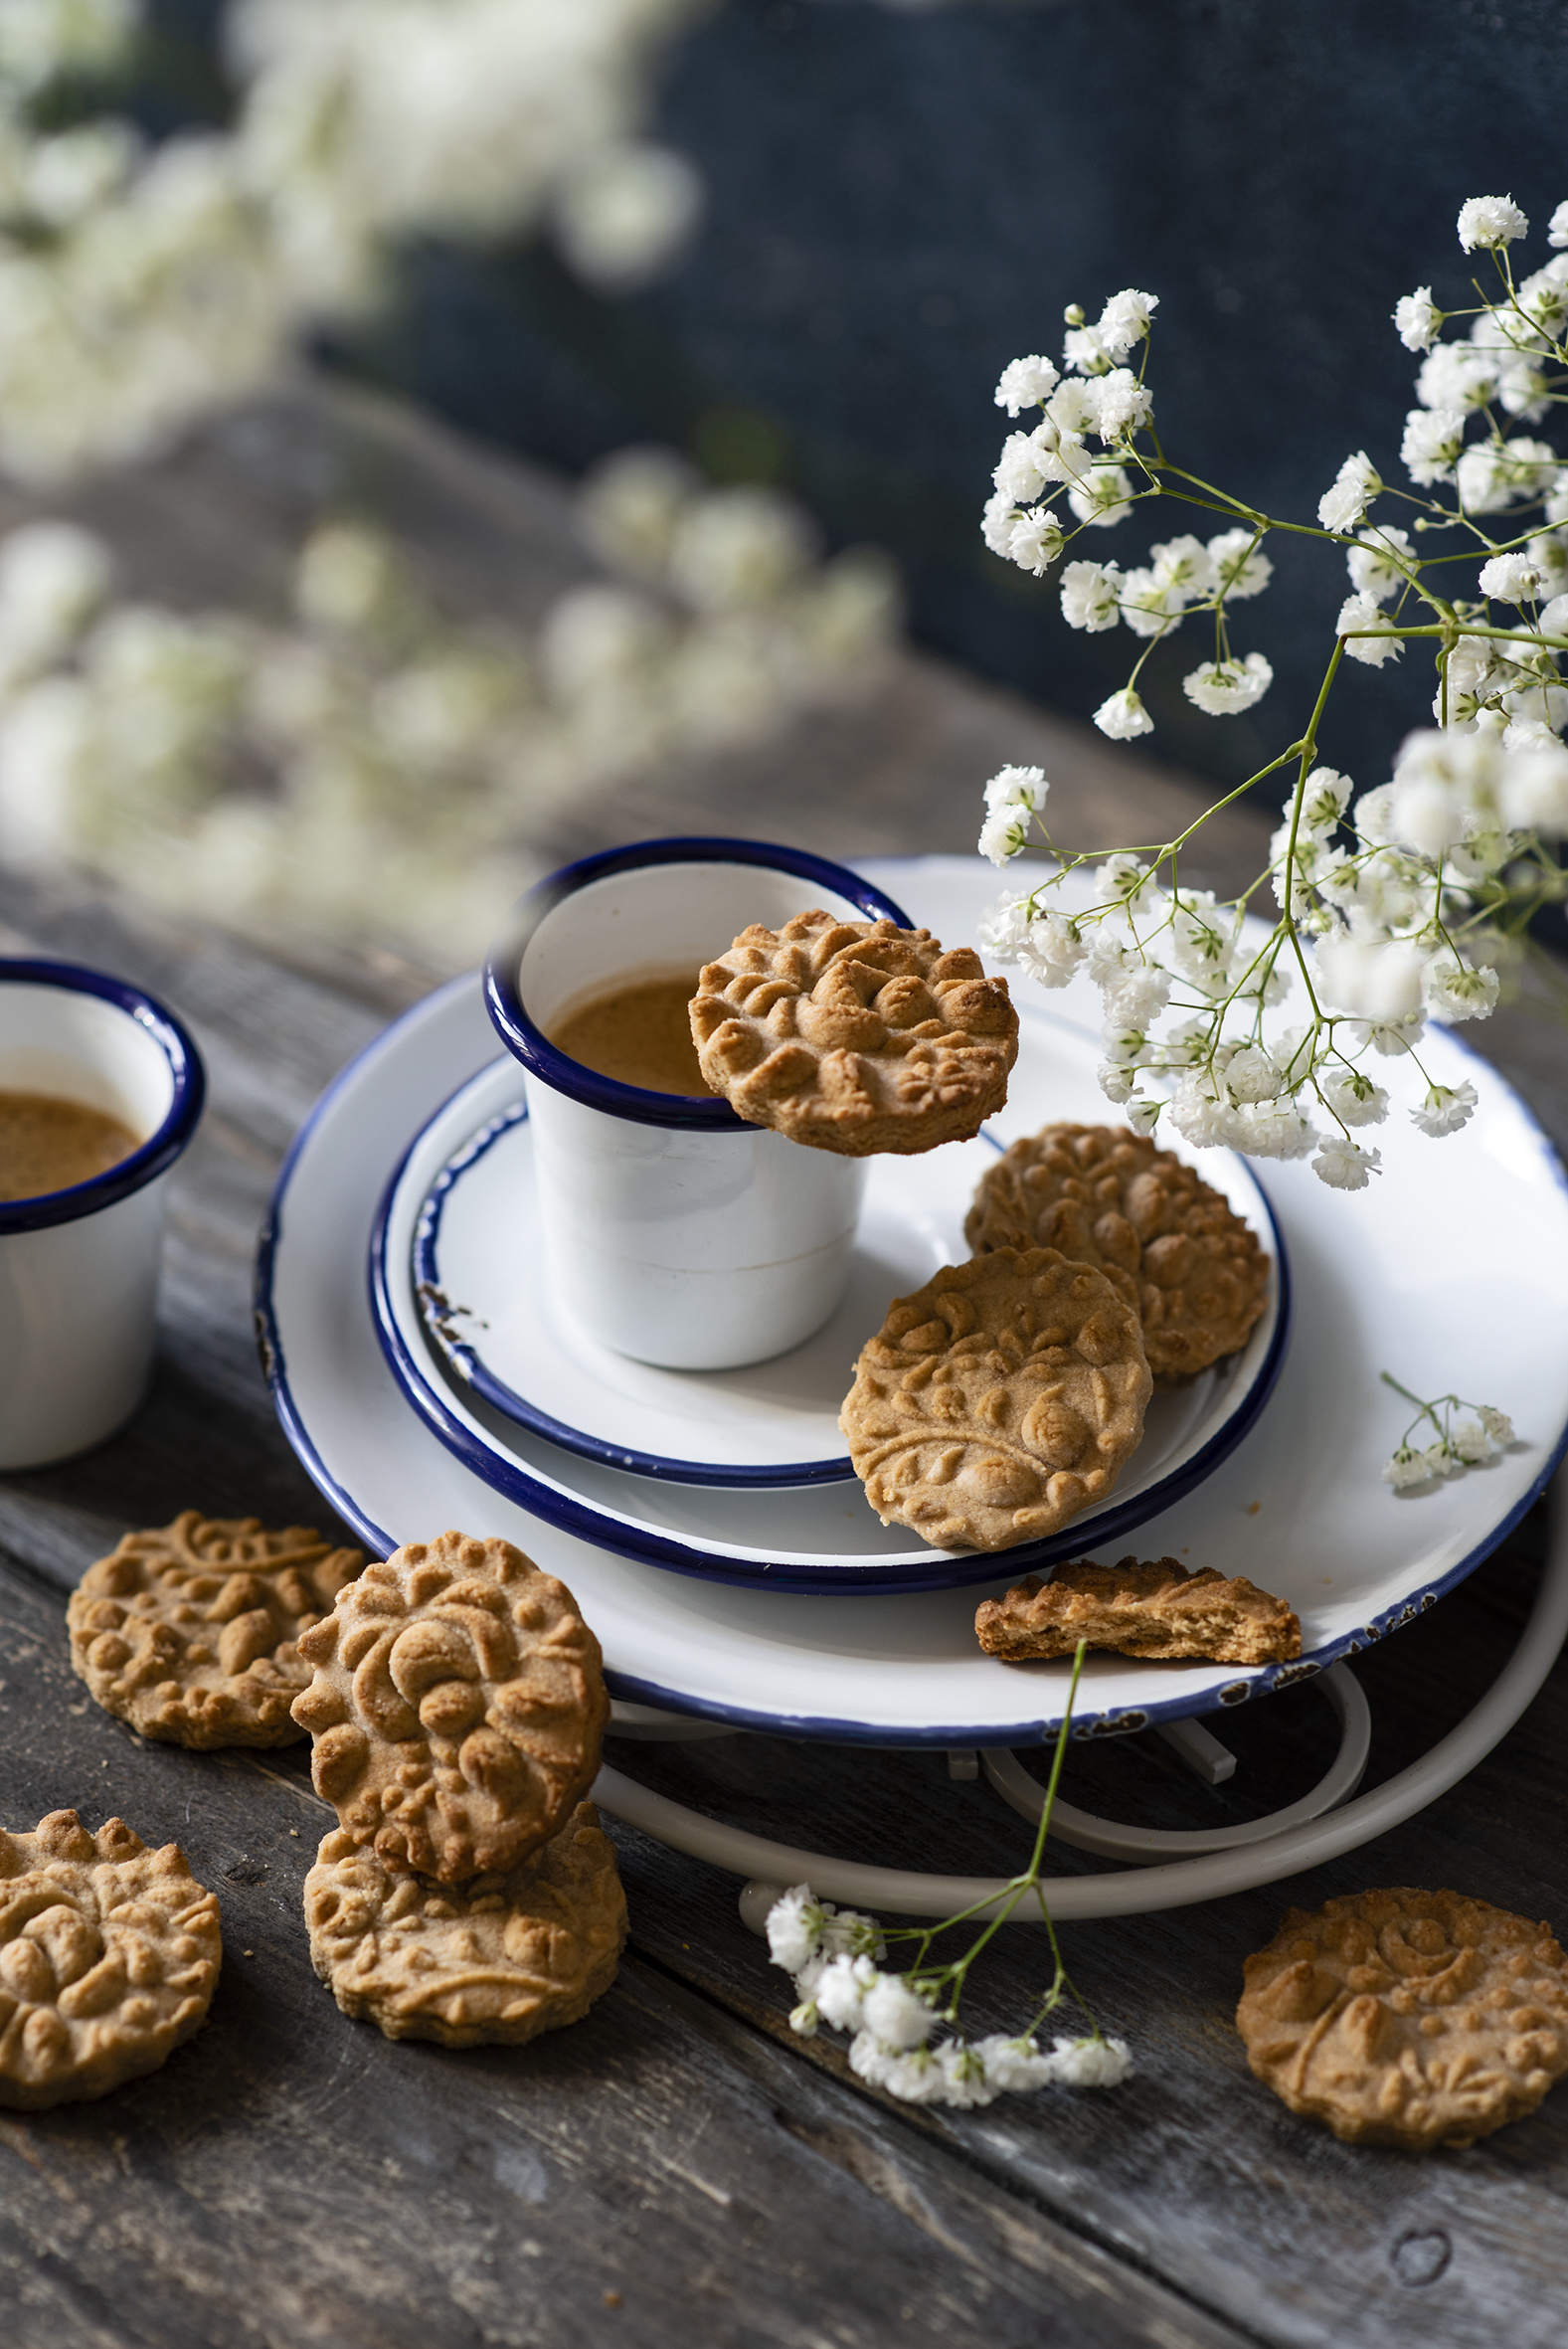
3 870 1568 2349
5 388 1568 2349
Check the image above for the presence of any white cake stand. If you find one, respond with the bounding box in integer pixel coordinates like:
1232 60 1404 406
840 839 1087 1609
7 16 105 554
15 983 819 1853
592 1467 1568 1925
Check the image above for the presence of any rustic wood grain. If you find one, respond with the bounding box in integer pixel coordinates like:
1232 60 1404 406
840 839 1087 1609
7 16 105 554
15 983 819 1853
3 380 1568 2347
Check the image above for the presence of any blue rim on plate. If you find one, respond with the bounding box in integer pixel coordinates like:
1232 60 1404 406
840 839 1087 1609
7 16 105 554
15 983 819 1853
252 957 1568 1741
366 1083 1296 1594
409 1088 859 1486
0 957 206 1234
483 833 912 1132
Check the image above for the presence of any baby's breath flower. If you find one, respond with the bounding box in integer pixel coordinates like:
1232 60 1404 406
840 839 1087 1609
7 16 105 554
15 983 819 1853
1346 526 1415 604
1094 685 1153 740
1317 451 1382 536
983 763 1048 813
1182 651 1273 714
978 805 1032 865
981 488 1021 558
1068 464 1135 529
993 354 1059 415
1007 509 1065 576
1457 194 1529 252
1059 559 1124 632
1018 911 1088 988
860 1971 938 2051
1096 286 1158 357
1480 549 1548 604
1097 1060 1137 1104
1401 407 1466 487
1149 534 1216 596
1451 1419 1493 1463
1317 1063 1389 1128
766 1886 823 1974
1383 1445 1429 1488
1047 2034 1133 2088
1312 1135 1382 1190
1206 527 1273 600
1423 957 1499 1022
1411 1081 1479 1137
1086 367 1153 441
1337 591 1402 666
1125 1094 1161 1138
1480 1404 1515 1444
1393 285 1442 353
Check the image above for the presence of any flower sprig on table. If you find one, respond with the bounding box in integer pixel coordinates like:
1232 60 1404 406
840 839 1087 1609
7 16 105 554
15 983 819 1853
764 1642 1132 2110
1381 1371 1515 1489
976 194 1568 1192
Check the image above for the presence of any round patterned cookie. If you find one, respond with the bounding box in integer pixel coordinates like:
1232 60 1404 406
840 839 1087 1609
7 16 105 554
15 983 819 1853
1237 1889 1568 2152
303 1803 626 2047
688 909 1018 1156
964 1122 1270 1383
291 1531 610 1884
839 1248 1151 1551
0 1811 222 2111
67 1513 365 1749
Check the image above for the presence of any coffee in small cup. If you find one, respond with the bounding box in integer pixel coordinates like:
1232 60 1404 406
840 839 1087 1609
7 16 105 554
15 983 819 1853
548 969 715 1099
0 1089 139 1203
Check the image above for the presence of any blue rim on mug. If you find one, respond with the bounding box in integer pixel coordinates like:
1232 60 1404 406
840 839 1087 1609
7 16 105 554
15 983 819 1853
0 958 206 1234
483 835 914 1132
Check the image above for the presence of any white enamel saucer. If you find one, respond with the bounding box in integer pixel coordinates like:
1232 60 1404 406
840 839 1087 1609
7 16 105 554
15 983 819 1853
259 856 1568 1744
367 1018 1288 1592
404 1066 995 1486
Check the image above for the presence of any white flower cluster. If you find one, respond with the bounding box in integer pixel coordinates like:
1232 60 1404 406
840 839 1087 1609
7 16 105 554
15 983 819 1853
0 0 704 483
973 198 1568 1189
764 1886 1132 2109
0 458 901 961
1383 1389 1514 1489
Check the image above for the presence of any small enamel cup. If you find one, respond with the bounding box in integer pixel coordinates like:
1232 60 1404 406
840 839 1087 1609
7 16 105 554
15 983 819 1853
485 838 912 1371
0 959 205 1469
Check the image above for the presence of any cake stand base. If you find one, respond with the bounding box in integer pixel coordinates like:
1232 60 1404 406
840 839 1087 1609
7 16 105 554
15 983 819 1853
590 1472 1568 1924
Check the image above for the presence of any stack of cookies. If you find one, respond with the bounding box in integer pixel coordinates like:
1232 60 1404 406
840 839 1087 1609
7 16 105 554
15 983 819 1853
290 1530 626 2047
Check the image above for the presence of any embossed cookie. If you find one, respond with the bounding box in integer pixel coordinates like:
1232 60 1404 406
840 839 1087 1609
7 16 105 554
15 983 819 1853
840 1249 1151 1550
304 1802 626 2047
291 1531 610 1884
965 1123 1270 1383
1237 1890 1568 2151
974 1555 1301 1664
689 910 1018 1156
0 1811 222 2110
67 1513 364 1748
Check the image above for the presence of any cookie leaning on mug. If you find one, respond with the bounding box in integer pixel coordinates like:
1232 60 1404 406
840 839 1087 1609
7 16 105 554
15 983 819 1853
690 910 1018 1156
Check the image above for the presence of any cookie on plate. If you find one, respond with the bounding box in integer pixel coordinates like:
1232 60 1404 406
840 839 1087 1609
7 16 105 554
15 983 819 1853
1237 1889 1568 2151
974 1555 1301 1664
689 909 1018 1156
0 1811 222 2110
840 1248 1151 1551
291 1532 610 1884
303 1803 626 2047
67 1513 364 1748
964 1123 1270 1383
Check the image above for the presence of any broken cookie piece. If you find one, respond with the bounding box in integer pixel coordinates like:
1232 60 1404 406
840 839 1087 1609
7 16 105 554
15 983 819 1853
974 1554 1300 1664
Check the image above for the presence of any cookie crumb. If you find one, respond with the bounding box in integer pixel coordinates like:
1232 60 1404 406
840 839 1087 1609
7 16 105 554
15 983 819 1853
976 1555 1300 1664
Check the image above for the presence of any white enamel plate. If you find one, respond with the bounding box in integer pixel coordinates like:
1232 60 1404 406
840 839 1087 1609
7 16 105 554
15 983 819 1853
259 856 1568 1743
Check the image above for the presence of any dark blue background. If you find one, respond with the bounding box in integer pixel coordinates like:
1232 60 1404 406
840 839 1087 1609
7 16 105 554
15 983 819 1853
160 0 1568 803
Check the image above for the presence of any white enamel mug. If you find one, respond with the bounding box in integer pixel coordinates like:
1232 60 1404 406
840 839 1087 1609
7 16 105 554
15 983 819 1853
0 959 205 1468
485 838 912 1370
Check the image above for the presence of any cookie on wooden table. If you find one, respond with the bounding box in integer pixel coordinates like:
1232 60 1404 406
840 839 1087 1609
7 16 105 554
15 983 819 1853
0 1811 222 2110
974 1555 1301 1665
291 1531 609 1884
67 1512 364 1748
1237 1890 1568 2151
303 1803 626 2047
689 910 1018 1156
840 1248 1151 1551
965 1123 1270 1383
